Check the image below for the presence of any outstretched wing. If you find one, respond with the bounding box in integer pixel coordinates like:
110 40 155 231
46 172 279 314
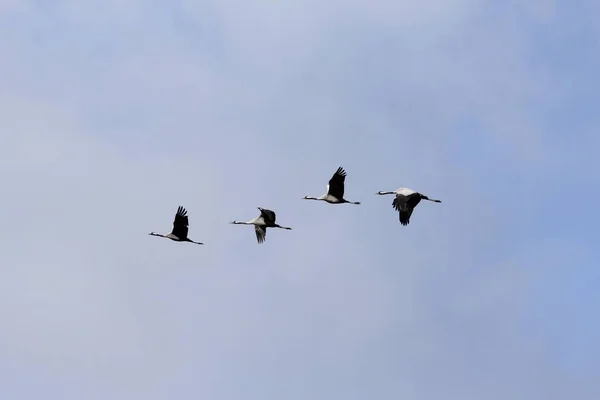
171 206 189 239
255 225 266 244
327 166 347 200
259 208 276 223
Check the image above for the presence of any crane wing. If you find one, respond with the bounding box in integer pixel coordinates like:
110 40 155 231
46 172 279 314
406 193 424 209
392 194 407 212
394 194 420 226
171 206 189 239
259 208 276 223
255 225 266 244
399 208 414 226
327 166 346 200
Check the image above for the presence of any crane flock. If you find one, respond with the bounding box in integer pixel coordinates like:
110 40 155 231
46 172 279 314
149 166 442 245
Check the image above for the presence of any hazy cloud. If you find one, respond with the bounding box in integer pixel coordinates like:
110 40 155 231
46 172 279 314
1 1 598 399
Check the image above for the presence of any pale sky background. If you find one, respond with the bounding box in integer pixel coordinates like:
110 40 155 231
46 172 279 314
1 1 599 399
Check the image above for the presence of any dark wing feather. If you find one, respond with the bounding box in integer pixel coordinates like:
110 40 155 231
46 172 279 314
406 193 423 209
327 166 347 200
393 194 418 226
392 194 406 212
255 225 266 244
171 206 189 239
399 208 414 225
260 208 276 224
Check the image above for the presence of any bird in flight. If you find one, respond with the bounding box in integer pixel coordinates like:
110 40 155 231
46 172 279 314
303 166 360 205
375 188 441 225
230 207 292 244
149 206 204 245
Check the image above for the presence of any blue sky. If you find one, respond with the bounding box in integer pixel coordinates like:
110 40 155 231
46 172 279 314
1 1 599 399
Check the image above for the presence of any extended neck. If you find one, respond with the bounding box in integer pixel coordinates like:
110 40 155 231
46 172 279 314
149 232 165 237
303 196 321 200
230 221 252 225
376 191 395 195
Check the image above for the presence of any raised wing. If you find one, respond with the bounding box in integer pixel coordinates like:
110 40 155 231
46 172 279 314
327 166 347 200
259 208 276 224
171 206 189 239
255 225 266 244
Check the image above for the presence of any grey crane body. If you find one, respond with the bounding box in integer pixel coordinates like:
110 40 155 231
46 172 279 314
149 205 204 245
303 166 360 205
376 188 441 226
230 207 292 244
